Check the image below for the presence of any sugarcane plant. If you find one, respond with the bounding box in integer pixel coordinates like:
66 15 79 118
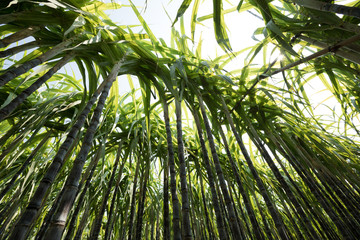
1 0 360 239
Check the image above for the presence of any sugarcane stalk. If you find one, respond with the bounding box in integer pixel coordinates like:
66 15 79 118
0 26 40 48
192 108 227 239
8 58 118 240
230 34 360 114
89 144 121 240
62 147 103 240
162 99 182 240
217 125 265 240
238 110 321 239
221 98 290 239
163 154 170 240
198 96 244 239
0 129 29 163
0 12 26 24
175 98 193 240
292 0 360 19
276 129 352 238
73 202 91 240
299 35 360 65
0 51 75 122
128 155 141 240
0 34 81 87
0 132 51 201
197 164 215 239
135 157 150 240
104 147 127 240
42 59 124 240
0 40 38 58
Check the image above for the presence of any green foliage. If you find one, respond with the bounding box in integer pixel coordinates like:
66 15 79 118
0 0 360 239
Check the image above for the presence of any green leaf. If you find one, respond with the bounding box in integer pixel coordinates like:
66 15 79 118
64 15 86 36
191 0 200 41
197 3 253 21
237 0 244 11
129 0 158 45
217 74 235 85
172 0 193 27
213 0 232 52
266 21 297 56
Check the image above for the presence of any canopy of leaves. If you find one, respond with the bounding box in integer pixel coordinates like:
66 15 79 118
0 0 360 239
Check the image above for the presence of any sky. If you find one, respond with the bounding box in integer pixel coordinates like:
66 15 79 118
99 0 265 95
105 0 262 56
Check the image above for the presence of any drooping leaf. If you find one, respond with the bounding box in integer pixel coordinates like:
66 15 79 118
172 0 193 27
213 0 232 52
64 15 86 36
